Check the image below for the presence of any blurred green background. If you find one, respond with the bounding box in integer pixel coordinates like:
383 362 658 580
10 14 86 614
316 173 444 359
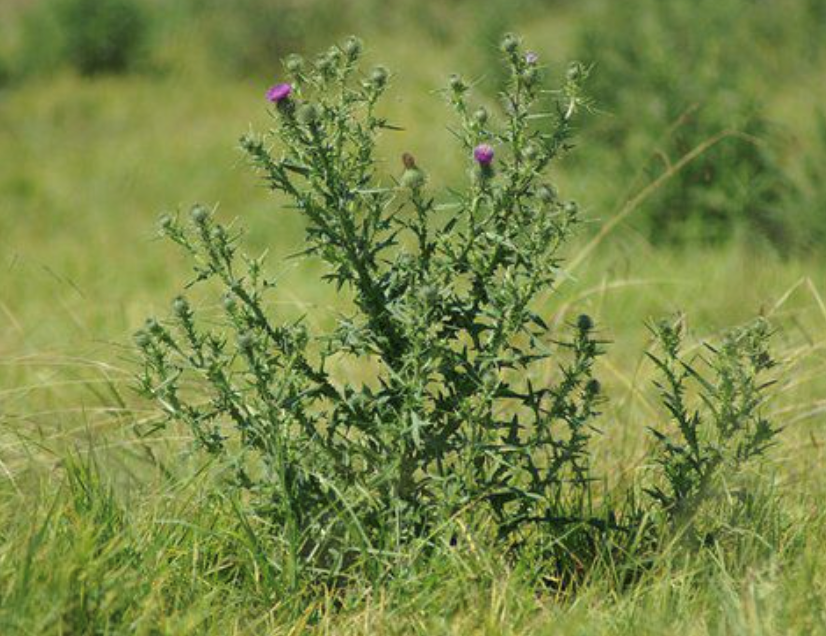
1 0 825 474
3 2 826 632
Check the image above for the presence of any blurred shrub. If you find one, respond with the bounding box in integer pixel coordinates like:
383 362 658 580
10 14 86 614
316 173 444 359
16 0 148 77
788 110 826 250
13 2 64 78
68 0 146 74
0 55 9 88
56 0 147 75
575 0 812 246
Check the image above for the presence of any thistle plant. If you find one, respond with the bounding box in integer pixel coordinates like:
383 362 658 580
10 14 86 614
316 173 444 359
647 317 780 526
134 33 605 581
134 34 782 589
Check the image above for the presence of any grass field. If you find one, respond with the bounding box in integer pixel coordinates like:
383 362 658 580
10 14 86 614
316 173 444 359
2 2 826 633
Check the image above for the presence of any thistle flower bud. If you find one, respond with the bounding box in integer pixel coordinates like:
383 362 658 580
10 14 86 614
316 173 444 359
191 205 209 225
586 379 601 395
158 214 173 232
577 314 594 332
656 319 676 340
563 201 579 218
239 133 258 154
370 66 388 88
473 107 489 125
326 46 341 65
238 332 255 352
449 73 466 93
343 36 362 60
285 54 303 74
472 144 495 182
401 168 426 190
473 143 495 166
522 144 539 162
525 51 539 65
222 293 237 312
172 296 190 318
522 66 538 86
536 184 557 204
402 152 417 170
145 317 163 334
501 33 519 54
210 226 226 242
296 103 319 125
317 57 332 76
567 62 584 82
134 330 150 348
755 350 773 371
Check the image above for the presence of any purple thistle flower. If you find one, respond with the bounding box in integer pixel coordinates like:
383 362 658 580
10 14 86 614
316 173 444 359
525 51 539 65
266 83 292 104
474 144 495 166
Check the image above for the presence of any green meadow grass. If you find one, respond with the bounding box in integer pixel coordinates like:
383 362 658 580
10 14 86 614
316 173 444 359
2 12 826 635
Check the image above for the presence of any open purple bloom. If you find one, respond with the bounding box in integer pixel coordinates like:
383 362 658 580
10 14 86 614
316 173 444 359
525 51 539 65
266 83 292 103
474 144 495 166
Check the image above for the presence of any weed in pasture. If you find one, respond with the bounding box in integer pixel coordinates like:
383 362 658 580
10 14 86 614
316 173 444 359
647 317 781 538
134 35 782 601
